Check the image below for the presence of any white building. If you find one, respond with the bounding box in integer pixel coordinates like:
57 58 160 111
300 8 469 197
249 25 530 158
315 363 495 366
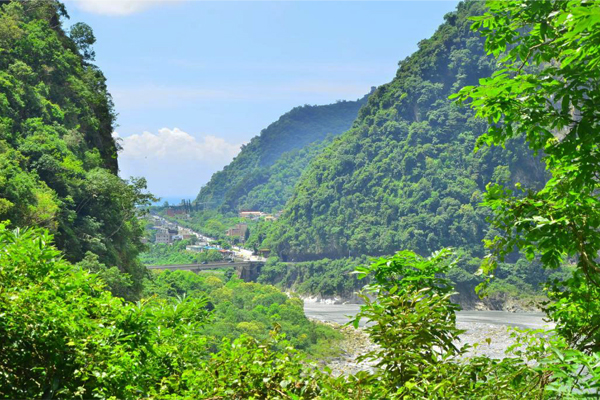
155 228 170 244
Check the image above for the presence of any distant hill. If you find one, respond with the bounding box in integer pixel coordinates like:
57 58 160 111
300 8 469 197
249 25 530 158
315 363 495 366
266 1 546 262
195 94 371 213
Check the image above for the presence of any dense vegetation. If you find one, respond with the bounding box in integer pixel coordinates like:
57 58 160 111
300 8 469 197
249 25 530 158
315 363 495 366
266 2 546 263
140 239 224 265
0 1 152 298
3 224 597 399
455 0 600 358
3 0 600 398
143 269 342 356
195 94 370 213
0 225 348 398
259 253 559 308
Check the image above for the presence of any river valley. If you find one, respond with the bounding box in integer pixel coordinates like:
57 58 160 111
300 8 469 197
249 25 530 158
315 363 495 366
158 215 555 364
304 303 554 374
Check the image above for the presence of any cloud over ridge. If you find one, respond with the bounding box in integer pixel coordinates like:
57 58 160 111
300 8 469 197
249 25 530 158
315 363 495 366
116 128 241 162
114 128 242 197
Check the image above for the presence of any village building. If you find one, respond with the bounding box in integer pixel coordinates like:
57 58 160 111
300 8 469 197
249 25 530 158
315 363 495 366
239 210 279 221
219 249 234 259
155 227 179 244
239 211 264 220
187 244 220 253
185 245 204 252
177 226 196 241
166 207 187 217
152 216 166 226
258 248 271 257
195 239 209 247
226 223 248 240
155 228 171 244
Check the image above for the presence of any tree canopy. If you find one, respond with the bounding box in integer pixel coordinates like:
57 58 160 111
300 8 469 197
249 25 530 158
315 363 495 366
0 1 153 297
454 0 600 354
3 0 600 397
265 2 546 263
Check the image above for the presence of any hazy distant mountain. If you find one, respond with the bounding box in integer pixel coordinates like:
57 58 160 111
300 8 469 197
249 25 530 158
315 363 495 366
195 94 371 213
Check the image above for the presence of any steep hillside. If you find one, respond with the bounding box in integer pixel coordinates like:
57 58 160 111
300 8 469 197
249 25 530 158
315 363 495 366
267 2 546 261
0 1 152 296
195 95 370 213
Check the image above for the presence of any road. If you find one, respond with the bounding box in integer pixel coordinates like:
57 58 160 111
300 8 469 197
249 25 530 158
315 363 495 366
146 261 260 271
153 215 266 262
230 245 265 261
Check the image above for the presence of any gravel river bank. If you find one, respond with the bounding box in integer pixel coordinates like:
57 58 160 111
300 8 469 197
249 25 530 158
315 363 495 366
304 303 554 375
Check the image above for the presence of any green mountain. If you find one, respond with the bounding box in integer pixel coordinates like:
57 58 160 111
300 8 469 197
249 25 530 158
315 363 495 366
0 1 151 296
195 95 371 213
266 2 546 262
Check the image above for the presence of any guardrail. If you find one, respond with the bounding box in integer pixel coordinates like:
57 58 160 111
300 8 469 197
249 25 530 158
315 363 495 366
146 260 262 270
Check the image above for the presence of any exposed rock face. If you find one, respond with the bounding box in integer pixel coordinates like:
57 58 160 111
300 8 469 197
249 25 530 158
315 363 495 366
300 292 543 311
455 292 544 312
299 293 365 305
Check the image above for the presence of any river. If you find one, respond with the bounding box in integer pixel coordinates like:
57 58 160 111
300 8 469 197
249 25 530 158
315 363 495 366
304 302 554 366
304 302 549 329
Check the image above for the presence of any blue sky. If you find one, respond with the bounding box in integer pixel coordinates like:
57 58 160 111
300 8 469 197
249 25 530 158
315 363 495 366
64 0 459 198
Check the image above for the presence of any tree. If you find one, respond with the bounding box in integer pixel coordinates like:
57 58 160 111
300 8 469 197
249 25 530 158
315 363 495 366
69 22 96 61
352 250 465 386
453 0 600 352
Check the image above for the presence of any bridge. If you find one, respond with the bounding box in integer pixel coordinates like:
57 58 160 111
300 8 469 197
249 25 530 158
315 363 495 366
146 260 264 281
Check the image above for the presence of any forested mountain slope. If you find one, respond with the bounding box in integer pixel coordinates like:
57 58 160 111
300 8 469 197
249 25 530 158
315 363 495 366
195 95 370 213
267 2 546 261
0 1 151 296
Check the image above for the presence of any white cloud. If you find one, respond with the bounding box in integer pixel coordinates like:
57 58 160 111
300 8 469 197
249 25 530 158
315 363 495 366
115 128 240 161
71 0 181 16
114 128 242 197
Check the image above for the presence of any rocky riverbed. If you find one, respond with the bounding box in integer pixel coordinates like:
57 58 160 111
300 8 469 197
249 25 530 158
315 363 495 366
306 303 554 376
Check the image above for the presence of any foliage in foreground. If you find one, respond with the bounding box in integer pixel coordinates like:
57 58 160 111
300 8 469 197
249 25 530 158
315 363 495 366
0 224 210 399
353 250 600 398
454 0 600 355
2 224 599 399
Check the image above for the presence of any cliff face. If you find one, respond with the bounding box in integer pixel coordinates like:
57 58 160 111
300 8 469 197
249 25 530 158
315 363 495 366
0 1 148 295
195 94 371 213
267 2 545 261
